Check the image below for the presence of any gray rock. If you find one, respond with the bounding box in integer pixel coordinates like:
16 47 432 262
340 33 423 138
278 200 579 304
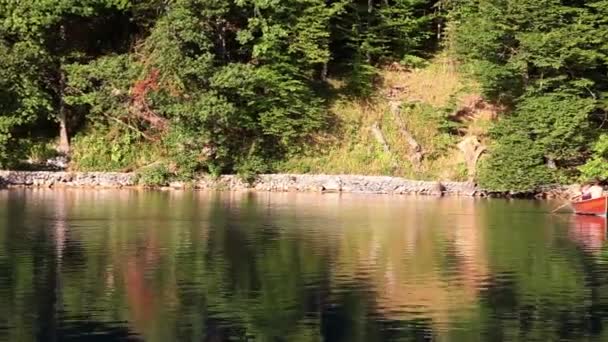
322 177 341 192
169 181 186 189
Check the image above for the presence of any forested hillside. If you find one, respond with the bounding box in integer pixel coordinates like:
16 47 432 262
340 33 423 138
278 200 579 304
1 0 607 191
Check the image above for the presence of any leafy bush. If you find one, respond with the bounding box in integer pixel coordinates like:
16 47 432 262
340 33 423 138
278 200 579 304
579 134 608 182
400 55 428 69
26 140 59 164
71 127 158 172
344 57 378 97
236 155 269 184
478 134 555 192
137 164 172 187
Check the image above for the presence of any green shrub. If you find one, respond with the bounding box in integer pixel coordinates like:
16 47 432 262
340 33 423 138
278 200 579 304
26 140 58 164
236 155 268 185
579 134 608 182
478 135 555 192
400 55 428 69
137 164 172 187
71 126 158 172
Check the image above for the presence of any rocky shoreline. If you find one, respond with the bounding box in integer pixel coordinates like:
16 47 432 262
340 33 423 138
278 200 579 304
0 171 572 198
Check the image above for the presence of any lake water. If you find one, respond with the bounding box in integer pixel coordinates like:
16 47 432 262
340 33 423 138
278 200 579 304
1 189 608 341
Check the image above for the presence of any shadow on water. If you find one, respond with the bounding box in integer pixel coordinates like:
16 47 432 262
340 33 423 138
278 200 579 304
54 322 141 342
2 190 608 341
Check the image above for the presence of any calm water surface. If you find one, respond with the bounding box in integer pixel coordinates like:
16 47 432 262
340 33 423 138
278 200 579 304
1 189 608 341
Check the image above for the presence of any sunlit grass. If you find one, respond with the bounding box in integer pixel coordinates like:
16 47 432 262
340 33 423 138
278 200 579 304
380 54 466 108
279 53 490 181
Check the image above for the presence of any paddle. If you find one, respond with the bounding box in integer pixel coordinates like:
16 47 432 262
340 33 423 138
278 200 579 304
551 202 571 213
551 194 581 213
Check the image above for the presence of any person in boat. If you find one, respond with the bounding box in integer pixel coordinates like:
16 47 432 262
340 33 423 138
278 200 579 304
581 182 604 200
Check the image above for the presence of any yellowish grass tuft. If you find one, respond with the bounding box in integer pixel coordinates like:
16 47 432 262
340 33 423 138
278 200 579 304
381 54 466 108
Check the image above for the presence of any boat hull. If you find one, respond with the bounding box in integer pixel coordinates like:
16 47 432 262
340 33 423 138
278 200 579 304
572 196 608 216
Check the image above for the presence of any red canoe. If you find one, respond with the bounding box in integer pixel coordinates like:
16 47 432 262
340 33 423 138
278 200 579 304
572 196 608 216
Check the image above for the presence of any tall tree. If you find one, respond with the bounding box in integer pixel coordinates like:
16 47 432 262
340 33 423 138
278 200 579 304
0 0 132 157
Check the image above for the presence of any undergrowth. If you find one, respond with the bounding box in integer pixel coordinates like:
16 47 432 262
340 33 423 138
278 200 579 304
136 163 172 187
61 54 489 183
279 55 485 181
70 125 163 172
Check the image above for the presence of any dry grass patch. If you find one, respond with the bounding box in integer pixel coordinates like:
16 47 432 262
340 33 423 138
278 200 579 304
381 55 464 107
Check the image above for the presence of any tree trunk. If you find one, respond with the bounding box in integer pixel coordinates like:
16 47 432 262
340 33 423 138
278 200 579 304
219 20 227 61
57 71 70 155
436 1 443 41
365 0 373 62
57 24 70 155
371 122 399 170
321 63 328 82
57 112 70 155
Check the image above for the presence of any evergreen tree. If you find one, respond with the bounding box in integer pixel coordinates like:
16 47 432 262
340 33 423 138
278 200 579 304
452 0 608 190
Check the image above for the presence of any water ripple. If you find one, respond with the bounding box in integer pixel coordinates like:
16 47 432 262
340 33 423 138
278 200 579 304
2 191 608 341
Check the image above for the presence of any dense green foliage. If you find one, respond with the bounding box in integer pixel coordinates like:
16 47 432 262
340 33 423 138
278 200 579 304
2 0 608 190
579 134 608 181
452 0 608 190
0 0 437 177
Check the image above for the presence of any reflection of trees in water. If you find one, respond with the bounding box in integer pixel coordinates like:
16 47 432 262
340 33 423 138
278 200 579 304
0 189 145 341
5 192 608 341
326 197 489 339
467 201 608 341
0 192 512 340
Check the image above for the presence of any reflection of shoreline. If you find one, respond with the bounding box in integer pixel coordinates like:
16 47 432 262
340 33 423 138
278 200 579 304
330 198 489 332
24 189 183 340
120 216 181 340
4 190 515 341
569 215 607 253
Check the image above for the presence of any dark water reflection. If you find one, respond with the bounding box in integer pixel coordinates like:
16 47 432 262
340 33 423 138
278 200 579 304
1 190 608 341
